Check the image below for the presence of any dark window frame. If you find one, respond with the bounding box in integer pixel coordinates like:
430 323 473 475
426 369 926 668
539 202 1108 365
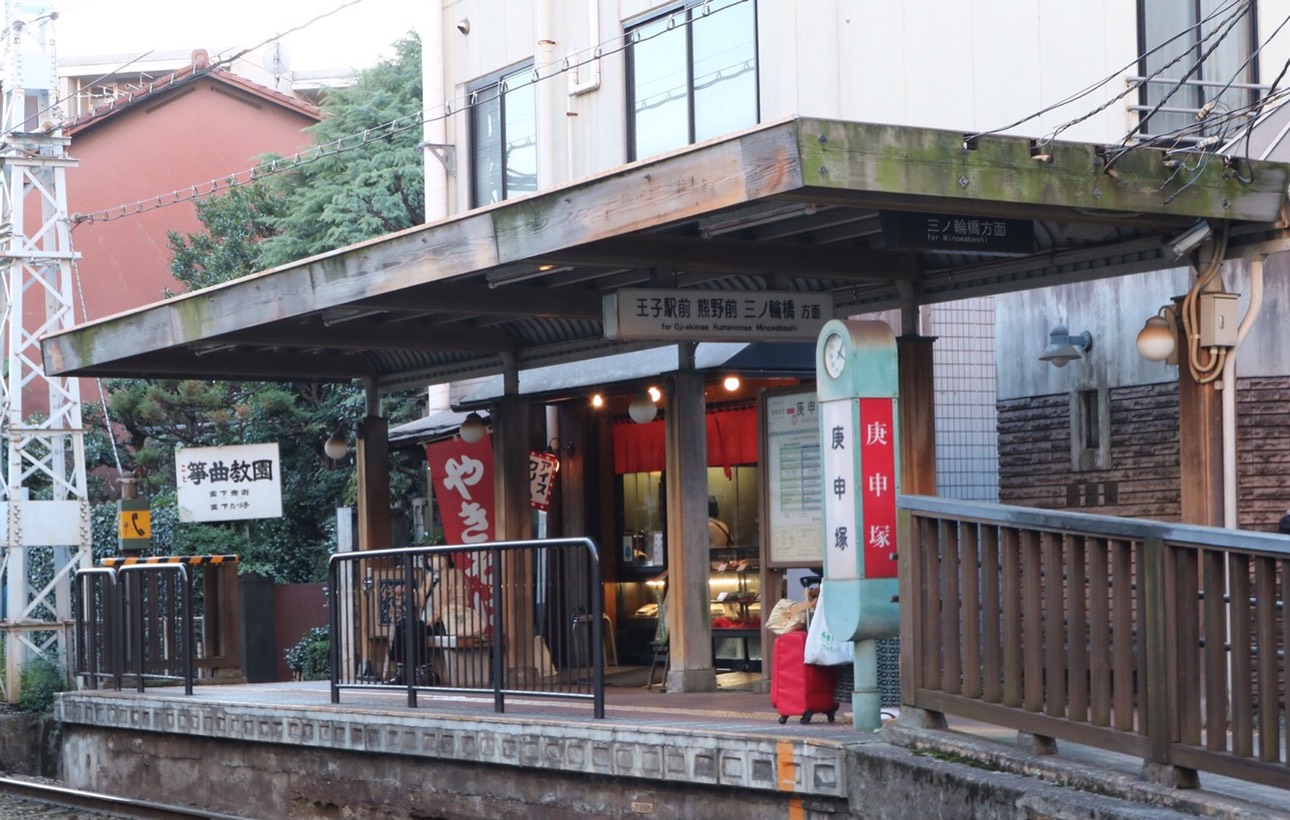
468 61 537 208
1135 0 1260 139
624 0 760 162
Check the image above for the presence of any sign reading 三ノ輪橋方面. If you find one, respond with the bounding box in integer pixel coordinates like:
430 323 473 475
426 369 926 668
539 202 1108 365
603 288 832 342
175 442 283 523
880 212 1034 255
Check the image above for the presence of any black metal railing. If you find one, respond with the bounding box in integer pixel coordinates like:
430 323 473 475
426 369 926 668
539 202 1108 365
119 563 194 694
328 538 604 718
72 568 121 691
73 560 210 695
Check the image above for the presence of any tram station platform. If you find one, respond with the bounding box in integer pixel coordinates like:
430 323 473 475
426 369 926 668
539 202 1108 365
54 675 1289 819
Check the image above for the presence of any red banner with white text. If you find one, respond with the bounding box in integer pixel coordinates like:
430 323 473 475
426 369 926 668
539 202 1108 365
425 436 496 545
425 437 497 617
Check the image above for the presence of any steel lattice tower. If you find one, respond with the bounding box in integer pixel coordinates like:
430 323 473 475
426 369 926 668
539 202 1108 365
0 1 90 701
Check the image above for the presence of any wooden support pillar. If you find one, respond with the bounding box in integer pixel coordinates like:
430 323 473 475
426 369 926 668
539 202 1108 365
356 415 391 550
491 396 538 685
897 334 937 496
1176 338 1223 527
664 366 717 693
557 403 589 539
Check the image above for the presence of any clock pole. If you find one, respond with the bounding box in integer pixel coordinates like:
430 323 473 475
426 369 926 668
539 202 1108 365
815 319 901 731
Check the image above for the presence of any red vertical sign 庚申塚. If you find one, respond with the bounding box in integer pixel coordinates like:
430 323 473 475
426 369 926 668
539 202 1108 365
857 398 897 579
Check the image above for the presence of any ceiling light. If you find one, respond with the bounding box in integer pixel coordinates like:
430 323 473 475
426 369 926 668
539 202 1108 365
591 393 604 409
722 375 741 391
647 385 661 402
1165 219 1213 259
322 430 348 461
628 393 658 424
459 412 487 443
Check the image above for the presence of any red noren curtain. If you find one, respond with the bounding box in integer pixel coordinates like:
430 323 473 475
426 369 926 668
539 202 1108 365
612 407 756 474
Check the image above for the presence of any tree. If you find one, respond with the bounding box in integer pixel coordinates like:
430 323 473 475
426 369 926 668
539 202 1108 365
258 33 424 267
166 182 288 292
92 34 428 581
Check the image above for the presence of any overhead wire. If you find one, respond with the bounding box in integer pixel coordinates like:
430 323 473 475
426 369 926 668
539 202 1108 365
1101 0 1255 177
70 0 752 226
966 0 1250 146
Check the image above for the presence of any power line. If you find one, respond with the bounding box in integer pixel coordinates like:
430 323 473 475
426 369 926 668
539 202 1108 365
71 0 752 226
967 0 1253 145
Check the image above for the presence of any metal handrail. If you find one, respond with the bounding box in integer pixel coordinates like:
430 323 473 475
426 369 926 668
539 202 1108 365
118 563 194 696
72 568 122 691
328 538 604 718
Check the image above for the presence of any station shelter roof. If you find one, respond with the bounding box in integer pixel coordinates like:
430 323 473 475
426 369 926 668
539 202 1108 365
41 116 1290 393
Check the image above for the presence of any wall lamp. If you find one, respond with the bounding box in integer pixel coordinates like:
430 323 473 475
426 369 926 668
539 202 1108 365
1136 307 1177 362
459 412 487 443
1039 324 1092 368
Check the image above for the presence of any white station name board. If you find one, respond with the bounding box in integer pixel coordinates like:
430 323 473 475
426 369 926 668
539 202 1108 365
604 288 832 342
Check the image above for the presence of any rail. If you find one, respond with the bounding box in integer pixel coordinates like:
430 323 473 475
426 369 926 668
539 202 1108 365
103 555 241 680
328 538 604 718
899 495 1290 790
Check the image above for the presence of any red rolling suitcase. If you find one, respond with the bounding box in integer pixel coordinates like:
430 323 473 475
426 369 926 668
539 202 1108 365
771 629 839 724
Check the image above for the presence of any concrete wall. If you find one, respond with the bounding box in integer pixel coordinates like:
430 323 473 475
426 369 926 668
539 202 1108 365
996 254 1290 402
0 714 60 778
433 0 1170 206
56 694 1200 819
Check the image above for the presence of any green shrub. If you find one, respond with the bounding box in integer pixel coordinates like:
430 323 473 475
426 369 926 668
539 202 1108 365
284 627 330 681
17 655 69 713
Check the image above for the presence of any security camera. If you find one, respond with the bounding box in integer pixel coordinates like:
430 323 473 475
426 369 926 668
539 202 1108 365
456 19 470 35
1167 219 1213 259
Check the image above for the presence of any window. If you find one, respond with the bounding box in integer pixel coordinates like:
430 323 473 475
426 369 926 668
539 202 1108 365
1079 389 1100 451
1137 0 1258 138
626 0 758 161
470 65 537 207
1070 386 1110 472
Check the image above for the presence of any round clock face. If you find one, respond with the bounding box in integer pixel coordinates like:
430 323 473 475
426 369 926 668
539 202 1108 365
823 332 847 379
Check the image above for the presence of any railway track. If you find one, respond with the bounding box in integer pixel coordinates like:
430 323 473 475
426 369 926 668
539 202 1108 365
0 777 247 819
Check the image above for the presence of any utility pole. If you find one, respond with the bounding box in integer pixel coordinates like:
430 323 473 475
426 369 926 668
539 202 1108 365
0 1 91 701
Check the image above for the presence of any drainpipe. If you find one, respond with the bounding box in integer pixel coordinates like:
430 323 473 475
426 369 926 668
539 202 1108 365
422 5 448 222
1221 256 1263 529
565 1 601 180
537 0 557 190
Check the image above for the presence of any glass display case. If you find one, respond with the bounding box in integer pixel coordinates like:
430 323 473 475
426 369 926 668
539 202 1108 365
709 548 760 671
613 465 762 667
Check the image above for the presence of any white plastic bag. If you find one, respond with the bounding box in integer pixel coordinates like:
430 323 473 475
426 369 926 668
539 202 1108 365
803 587 854 666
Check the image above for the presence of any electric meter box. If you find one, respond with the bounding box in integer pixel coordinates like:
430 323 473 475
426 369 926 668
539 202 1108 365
1199 292 1240 347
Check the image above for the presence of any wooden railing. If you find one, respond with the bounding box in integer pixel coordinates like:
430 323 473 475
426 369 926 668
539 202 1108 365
899 495 1290 790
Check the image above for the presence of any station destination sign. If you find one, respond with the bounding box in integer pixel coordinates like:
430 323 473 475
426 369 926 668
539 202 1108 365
604 288 832 342
880 211 1034 255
